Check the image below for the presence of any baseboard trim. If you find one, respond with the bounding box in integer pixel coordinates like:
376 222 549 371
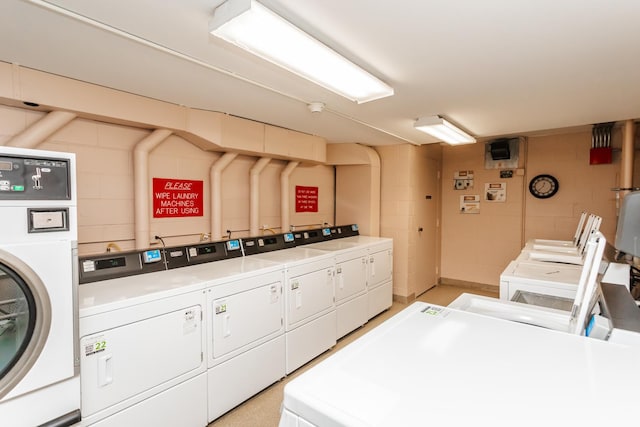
392 293 415 304
439 277 498 293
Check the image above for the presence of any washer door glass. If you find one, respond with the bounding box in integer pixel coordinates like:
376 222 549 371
0 263 36 381
0 250 51 401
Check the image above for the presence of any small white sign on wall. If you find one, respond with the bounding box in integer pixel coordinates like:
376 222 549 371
485 182 507 202
460 195 480 214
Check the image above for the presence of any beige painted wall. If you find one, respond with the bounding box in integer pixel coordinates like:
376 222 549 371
441 141 525 287
441 129 624 288
377 144 442 299
525 130 620 243
0 105 335 255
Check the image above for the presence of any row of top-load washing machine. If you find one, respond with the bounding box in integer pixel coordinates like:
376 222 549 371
449 204 640 344
76 225 392 426
498 212 630 306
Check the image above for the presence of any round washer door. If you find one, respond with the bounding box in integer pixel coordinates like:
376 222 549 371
0 249 51 400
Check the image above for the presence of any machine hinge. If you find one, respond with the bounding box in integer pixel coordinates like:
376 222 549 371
201 352 204 362
200 311 203 321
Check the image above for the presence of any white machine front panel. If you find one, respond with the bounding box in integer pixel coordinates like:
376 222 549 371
368 280 393 319
80 305 204 417
287 267 335 329
210 281 283 361
368 249 393 289
89 374 207 427
335 256 367 303
208 335 285 421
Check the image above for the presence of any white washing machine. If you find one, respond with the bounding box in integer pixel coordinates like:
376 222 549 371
78 241 286 425
332 234 393 319
248 246 336 374
304 239 369 339
279 301 640 427
450 233 607 335
0 147 80 426
519 216 602 265
290 225 393 321
199 256 285 422
78 259 210 427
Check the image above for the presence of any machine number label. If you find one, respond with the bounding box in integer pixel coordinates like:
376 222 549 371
215 303 227 314
84 338 107 357
420 305 444 316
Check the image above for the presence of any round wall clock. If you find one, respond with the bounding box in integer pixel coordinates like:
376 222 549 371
529 174 559 199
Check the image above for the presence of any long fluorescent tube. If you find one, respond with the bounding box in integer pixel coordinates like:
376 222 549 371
414 116 476 145
210 0 394 103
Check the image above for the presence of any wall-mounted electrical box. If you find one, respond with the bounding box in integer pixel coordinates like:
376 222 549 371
454 170 474 190
485 137 521 169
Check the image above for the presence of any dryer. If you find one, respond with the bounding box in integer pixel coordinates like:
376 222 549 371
0 147 80 426
78 241 286 425
78 257 210 427
333 233 394 319
246 241 336 375
304 239 369 339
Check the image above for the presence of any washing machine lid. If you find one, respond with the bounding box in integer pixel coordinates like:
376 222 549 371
249 247 332 264
281 302 640 426
502 260 583 285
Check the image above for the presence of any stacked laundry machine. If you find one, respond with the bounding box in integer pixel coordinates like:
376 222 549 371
0 147 80 426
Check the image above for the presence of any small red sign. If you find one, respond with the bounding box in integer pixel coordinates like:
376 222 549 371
153 178 204 218
295 185 318 213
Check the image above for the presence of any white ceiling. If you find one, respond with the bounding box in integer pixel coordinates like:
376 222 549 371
2 0 640 146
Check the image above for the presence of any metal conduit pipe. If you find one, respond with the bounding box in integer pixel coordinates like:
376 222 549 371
5 110 77 148
133 129 173 249
249 157 272 236
210 152 238 241
621 120 635 198
280 161 299 233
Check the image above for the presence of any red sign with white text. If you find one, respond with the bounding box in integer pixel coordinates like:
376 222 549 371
295 185 318 212
153 178 204 218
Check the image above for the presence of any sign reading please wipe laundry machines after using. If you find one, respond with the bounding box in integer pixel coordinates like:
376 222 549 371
153 178 204 218
295 185 318 212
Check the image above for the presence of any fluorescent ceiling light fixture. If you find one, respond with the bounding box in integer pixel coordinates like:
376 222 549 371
210 0 393 103
414 116 476 145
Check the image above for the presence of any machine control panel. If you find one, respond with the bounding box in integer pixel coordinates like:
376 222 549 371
0 154 71 200
242 233 296 255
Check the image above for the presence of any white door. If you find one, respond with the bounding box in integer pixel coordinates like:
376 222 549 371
335 255 367 303
367 248 393 290
211 281 283 360
287 267 335 329
415 155 439 295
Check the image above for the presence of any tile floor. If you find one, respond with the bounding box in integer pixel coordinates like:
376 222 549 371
208 284 498 427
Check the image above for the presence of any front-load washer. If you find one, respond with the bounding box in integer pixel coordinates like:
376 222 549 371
0 147 80 427
248 247 336 374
